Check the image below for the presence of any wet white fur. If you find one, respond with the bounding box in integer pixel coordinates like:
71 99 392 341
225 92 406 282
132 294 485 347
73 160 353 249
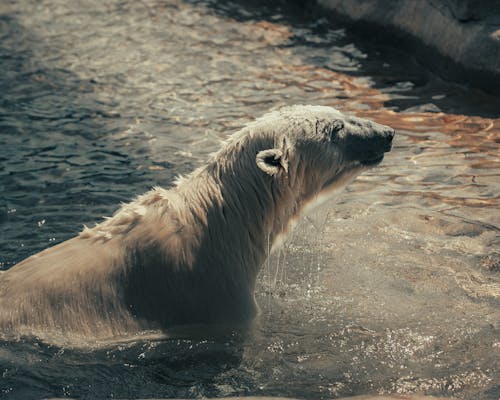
0 105 392 344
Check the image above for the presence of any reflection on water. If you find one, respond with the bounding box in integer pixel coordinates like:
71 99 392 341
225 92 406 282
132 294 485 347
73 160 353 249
0 0 498 399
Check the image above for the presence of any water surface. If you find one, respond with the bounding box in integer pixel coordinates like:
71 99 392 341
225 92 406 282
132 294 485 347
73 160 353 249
0 0 499 399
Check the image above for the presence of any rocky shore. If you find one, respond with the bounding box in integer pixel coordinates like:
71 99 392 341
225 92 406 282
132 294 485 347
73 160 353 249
316 0 500 95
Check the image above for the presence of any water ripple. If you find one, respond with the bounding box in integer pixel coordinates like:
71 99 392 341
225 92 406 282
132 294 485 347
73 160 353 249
0 0 498 399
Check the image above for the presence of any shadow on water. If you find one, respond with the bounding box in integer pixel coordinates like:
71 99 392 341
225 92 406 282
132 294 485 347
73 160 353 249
197 0 500 118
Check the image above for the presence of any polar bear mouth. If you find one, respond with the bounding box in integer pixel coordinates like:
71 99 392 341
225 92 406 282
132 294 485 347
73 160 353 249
360 153 385 167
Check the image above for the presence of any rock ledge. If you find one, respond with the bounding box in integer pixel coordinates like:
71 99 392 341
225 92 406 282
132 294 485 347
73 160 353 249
317 0 500 94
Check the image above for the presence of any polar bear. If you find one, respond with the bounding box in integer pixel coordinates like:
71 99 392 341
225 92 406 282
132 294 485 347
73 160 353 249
0 105 394 342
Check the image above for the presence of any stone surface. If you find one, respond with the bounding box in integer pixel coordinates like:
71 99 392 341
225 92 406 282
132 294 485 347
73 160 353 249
316 0 500 94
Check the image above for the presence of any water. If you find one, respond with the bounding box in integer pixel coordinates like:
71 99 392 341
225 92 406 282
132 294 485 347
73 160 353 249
0 0 499 399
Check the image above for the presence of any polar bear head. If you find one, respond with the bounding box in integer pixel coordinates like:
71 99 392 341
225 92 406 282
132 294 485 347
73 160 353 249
249 105 394 204
206 105 394 242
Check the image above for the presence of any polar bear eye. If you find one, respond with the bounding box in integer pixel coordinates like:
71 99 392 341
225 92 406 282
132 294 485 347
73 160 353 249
329 120 344 141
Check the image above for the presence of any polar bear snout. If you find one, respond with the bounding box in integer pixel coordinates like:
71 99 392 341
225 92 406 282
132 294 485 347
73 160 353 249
370 127 395 155
341 122 395 166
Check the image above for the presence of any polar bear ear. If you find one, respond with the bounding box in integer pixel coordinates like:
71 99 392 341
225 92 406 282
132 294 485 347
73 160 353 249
256 148 288 177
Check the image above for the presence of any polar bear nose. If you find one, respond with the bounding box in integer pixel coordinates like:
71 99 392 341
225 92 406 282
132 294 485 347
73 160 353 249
385 128 395 141
381 128 395 152
363 126 395 154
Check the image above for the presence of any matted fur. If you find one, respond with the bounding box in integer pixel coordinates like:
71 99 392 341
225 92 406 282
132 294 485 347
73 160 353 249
0 105 394 344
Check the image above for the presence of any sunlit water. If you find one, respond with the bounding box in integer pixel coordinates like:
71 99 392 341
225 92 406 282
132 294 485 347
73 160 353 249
0 0 499 399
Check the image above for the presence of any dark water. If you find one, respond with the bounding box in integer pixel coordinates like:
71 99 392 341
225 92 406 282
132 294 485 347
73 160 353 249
0 0 499 399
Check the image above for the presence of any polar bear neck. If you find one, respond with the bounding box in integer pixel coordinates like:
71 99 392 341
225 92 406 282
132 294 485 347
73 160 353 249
175 132 299 280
